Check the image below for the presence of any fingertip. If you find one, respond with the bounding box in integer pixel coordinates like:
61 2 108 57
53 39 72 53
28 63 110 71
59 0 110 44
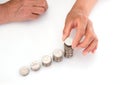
72 41 77 48
62 30 71 41
92 49 96 54
83 51 88 56
62 34 67 41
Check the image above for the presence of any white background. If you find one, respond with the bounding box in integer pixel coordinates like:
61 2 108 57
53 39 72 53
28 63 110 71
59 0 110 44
0 0 120 85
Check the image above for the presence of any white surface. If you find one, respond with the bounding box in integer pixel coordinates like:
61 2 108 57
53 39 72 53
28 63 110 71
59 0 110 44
0 0 120 85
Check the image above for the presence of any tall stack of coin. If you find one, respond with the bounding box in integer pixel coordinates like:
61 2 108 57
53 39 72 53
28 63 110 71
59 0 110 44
64 37 73 58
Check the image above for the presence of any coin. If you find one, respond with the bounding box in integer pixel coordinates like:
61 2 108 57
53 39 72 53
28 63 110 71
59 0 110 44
19 66 30 76
30 61 41 71
53 49 63 62
41 55 52 67
64 37 74 58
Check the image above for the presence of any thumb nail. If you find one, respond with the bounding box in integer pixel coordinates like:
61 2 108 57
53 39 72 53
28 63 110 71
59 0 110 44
62 35 66 41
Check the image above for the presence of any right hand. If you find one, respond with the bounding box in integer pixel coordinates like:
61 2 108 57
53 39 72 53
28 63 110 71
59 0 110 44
62 8 98 55
0 0 48 23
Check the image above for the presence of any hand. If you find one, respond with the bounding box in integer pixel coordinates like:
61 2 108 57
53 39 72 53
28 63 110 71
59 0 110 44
0 0 48 24
62 9 98 55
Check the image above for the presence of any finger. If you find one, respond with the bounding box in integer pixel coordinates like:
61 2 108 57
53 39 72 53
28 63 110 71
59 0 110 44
77 33 94 49
83 39 97 55
72 23 85 48
72 29 85 48
33 0 48 11
92 44 98 53
33 5 47 11
32 7 45 15
62 21 72 41
77 21 94 48
29 14 39 20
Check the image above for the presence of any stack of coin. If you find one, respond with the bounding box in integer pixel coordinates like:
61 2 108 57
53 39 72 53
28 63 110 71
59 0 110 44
53 49 63 62
41 55 52 67
64 37 73 58
30 61 41 71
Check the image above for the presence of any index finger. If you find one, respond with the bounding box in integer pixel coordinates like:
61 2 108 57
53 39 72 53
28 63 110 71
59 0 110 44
62 21 72 41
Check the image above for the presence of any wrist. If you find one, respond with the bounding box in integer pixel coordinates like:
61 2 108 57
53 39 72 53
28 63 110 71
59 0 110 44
72 0 97 16
72 1 89 16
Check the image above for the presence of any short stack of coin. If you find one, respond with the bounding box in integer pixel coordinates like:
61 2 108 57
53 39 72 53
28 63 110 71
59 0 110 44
64 37 73 58
30 61 41 71
53 49 63 62
41 55 52 67
19 38 74 77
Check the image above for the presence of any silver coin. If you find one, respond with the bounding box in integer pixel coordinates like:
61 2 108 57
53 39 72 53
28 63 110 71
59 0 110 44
64 37 73 46
64 38 74 58
53 49 63 62
30 61 41 71
19 66 30 76
41 55 52 67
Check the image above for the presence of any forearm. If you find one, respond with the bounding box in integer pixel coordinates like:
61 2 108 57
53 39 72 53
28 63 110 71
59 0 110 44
72 0 97 16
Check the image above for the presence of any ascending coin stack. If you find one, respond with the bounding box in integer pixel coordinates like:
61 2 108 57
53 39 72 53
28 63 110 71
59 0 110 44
19 37 73 76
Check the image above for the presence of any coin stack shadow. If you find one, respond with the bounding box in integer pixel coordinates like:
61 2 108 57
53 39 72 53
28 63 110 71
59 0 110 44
64 43 73 58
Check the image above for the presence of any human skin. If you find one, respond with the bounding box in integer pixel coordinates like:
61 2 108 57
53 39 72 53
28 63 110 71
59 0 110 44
0 0 98 55
0 0 48 24
62 0 98 55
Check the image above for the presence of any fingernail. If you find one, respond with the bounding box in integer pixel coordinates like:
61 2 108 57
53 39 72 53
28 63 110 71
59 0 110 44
83 51 88 56
72 41 76 48
62 35 65 41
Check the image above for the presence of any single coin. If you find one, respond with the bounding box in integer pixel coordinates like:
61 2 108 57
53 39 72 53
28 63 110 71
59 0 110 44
19 66 30 76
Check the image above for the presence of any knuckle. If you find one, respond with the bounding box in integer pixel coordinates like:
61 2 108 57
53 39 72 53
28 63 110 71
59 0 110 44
80 31 85 35
81 43 88 48
89 34 94 40
87 34 94 41
88 20 93 26
42 0 48 7
78 29 85 35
